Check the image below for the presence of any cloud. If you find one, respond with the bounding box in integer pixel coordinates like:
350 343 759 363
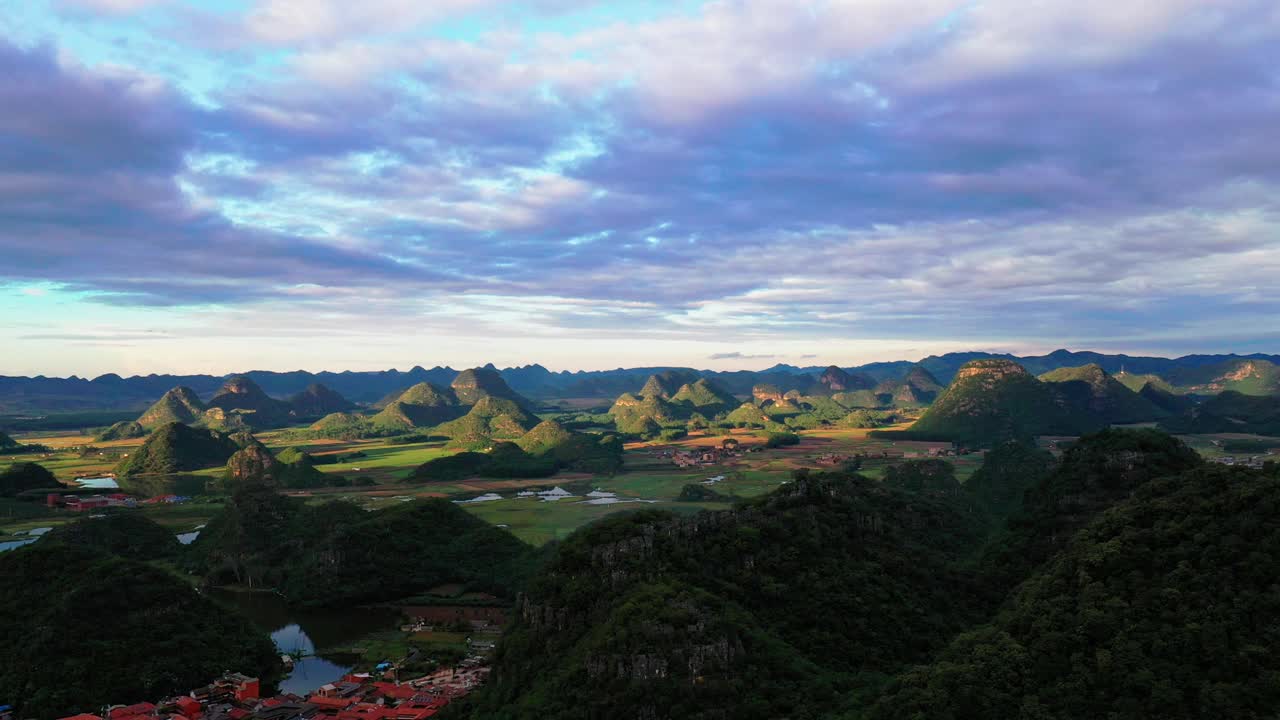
708 352 779 360
2 0 1279 364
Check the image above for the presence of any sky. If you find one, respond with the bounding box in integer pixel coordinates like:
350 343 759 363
1 0 1278 377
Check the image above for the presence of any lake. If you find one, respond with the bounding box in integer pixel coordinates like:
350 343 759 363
208 589 401 696
75 476 120 489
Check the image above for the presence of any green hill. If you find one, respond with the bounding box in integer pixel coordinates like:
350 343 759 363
205 375 291 428
452 366 536 410
1159 391 1280 435
435 396 540 446
0 543 281 719
813 365 876 394
114 422 239 478
1038 363 1167 423
0 461 58 497
1167 358 1280 395
875 365 943 407
44 514 182 560
223 440 334 490
979 428 1202 590
308 411 372 439
910 359 1102 445
670 378 738 414
95 420 147 441
371 398 464 430
870 462 1280 720
833 389 887 408
609 392 680 435
397 381 459 406
640 370 701 399
192 484 532 607
287 383 354 418
1114 370 1173 393
1139 382 1195 414
0 431 19 450
725 401 774 428
467 473 989 720
136 386 205 427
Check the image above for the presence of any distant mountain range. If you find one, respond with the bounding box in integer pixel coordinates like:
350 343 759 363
1 349 1278 414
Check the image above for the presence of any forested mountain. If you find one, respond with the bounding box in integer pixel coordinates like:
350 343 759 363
869 462 1280 720
0 543 281 719
5 350 1278 414
190 483 533 606
469 472 990 720
461 429 1279 720
908 360 1102 444
1038 364 1167 423
114 422 240 479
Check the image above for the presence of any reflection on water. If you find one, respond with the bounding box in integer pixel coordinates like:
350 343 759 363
76 476 120 489
176 531 200 545
208 589 400 696
0 538 37 552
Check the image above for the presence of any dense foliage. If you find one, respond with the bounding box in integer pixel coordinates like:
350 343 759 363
963 440 1056 520
191 484 533 606
0 544 281 718
470 472 990 720
1038 364 1167 423
0 461 58 496
869 463 1280 720
95 420 148 441
910 359 1104 445
977 428 1202 591
883 460 962 496
115 422 239 477
44 513 182 559
764 431 800 447
1160 391 1280 435
459 428 1277 720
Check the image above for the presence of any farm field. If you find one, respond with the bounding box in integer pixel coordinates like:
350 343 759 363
8 420 1270 545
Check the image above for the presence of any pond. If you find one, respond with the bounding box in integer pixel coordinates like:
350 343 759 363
75 476 120 489
208 589 401 696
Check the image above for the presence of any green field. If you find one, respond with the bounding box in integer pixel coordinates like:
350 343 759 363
7 421 1272 546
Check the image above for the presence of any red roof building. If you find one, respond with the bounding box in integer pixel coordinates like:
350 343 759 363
56 714 104 720
173 696 202 717
109 703 155 719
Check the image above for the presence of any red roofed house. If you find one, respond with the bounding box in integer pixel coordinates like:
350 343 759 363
109 703 155 719
306 695 356 714
173 696 202 717
371 683 415 701
56 714 103 720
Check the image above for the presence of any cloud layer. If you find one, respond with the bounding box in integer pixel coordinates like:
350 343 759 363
1 0 1278 371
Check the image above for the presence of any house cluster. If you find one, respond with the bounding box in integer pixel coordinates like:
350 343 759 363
45 493 137 511
901 446 967 459
51 664 487 720
1211 455 1272 469
667 440 746 468
44 493 188 511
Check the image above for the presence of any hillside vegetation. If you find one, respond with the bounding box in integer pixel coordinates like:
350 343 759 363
190 484 533 606
115 422 240 478
469 472 990 719
0 543 281 719
909 360 1103 445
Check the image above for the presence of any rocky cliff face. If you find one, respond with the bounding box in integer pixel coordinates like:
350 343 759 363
751 384 786 404
225 443 278 485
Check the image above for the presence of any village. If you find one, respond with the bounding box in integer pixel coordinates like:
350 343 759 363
19 657 491 720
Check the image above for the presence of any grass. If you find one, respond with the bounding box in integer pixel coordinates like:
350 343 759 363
20 420 1265 552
